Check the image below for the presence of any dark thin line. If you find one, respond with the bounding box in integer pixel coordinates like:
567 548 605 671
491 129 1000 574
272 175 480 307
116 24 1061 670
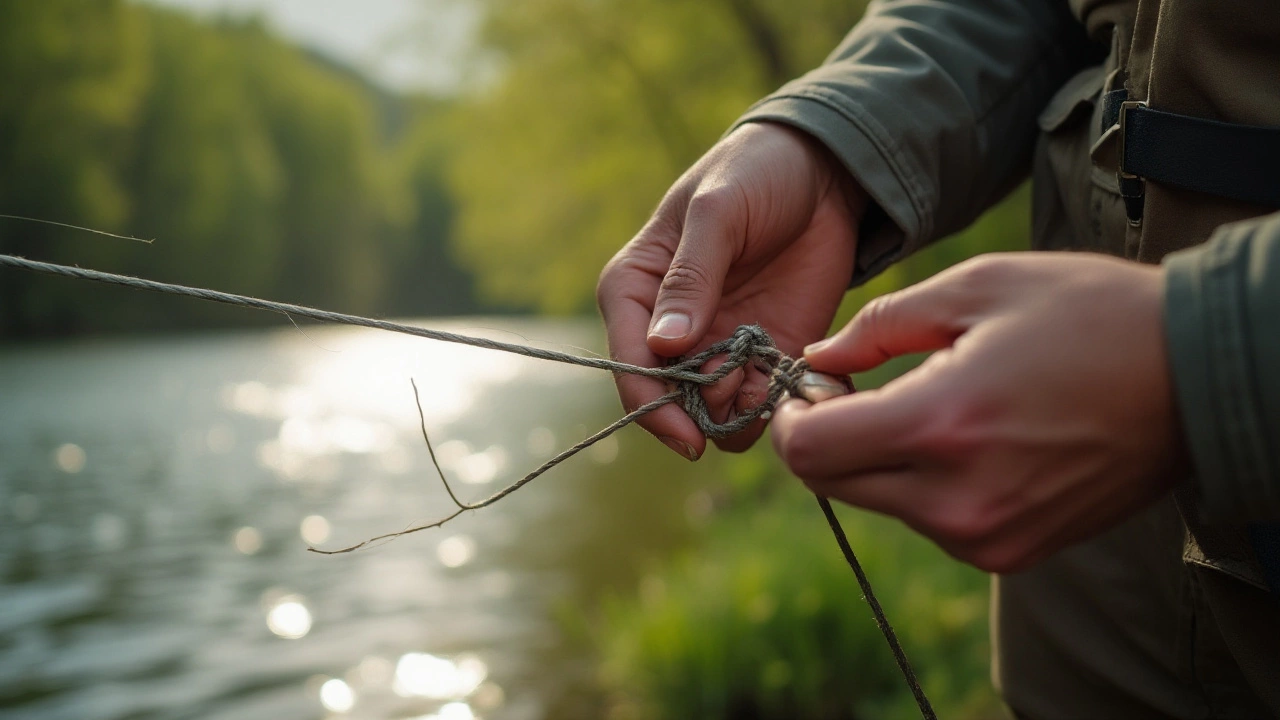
0 214 154 243
816 496 936 720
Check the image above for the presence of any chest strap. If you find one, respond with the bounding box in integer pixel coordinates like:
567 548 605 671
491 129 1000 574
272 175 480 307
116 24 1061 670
1101 89 1280 224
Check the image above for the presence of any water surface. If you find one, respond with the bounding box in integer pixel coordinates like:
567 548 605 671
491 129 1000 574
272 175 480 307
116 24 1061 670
0 319 707 720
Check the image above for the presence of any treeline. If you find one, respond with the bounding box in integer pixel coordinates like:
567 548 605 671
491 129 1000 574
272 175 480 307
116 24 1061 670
446 0 1029 318
0 0 1032 340
0 1 479 339
449 0 874 313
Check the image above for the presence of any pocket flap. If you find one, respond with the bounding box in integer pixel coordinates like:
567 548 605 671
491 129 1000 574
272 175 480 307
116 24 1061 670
1037 65 1106 132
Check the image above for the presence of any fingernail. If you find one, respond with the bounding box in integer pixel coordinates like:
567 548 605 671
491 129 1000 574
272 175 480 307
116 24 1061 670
804 338 834 356
659 435 699 461
650 312 691 340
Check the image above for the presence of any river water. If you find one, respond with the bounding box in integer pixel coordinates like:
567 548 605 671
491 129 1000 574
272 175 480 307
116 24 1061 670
0 319 709 720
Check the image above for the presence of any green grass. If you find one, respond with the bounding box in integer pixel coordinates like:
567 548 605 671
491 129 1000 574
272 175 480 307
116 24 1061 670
592 450 1001 720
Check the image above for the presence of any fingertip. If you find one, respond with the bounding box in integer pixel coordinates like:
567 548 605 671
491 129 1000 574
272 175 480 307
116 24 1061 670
637 402 706 461
649 311 692 341
802 342 861 375
768 398 805 457
659 435 702 462
646 321 699 358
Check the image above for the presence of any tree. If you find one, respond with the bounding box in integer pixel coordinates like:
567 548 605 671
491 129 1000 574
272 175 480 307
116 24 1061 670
446 0 867 313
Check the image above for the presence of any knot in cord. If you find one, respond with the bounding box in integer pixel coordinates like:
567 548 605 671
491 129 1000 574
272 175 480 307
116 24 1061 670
673 324 810 439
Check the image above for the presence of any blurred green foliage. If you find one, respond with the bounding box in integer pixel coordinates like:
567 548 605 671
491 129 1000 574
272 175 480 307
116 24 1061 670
448 0 870 312
0 0 478 338
596 483 997 720
447 0 1030 316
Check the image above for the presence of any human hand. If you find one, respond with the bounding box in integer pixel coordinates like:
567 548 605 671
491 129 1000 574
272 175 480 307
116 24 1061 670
771 253 1185 573
597 122 865 460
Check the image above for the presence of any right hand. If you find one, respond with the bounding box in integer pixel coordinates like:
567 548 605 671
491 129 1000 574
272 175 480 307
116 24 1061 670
596 122 866 460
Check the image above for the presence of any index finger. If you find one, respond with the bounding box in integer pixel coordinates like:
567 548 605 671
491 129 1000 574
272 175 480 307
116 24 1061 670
598 259 706 461
769 383 926 479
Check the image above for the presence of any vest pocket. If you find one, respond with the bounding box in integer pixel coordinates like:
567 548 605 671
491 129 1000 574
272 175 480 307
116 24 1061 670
1032 66 1109 253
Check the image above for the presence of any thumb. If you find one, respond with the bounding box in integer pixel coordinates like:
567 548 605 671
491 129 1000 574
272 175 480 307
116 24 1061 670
646 190 739 356
804 274 975 373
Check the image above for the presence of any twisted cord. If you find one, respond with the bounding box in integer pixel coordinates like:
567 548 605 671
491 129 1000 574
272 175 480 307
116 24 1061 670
816 498 937 719
0 254 738 385
0 253 934 719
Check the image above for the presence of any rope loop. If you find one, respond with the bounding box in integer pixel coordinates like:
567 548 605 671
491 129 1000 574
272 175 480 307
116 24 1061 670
675 324 808 439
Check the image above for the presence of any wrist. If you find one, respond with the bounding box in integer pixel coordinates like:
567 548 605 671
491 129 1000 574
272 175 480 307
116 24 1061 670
752 120 869 226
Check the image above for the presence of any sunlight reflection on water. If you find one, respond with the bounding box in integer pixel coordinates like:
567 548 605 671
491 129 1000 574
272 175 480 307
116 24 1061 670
265 595 313 639
394 652 488 700
300 514 331 545
0 318 687 720
233 526 263 554
437 535 477 568
320 676 356 713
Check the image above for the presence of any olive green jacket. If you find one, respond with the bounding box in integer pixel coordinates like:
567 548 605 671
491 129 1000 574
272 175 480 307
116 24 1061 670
734 0 1280 528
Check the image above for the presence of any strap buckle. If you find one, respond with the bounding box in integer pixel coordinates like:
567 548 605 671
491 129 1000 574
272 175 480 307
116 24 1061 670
1117 100 1147 226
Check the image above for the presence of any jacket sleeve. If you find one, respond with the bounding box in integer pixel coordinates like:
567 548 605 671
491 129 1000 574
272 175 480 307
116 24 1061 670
730 0 1098 287
1164 212 1280 521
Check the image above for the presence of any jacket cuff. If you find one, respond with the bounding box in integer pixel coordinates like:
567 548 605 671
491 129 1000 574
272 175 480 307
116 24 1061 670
730 92 928 289
1164 220 1280 521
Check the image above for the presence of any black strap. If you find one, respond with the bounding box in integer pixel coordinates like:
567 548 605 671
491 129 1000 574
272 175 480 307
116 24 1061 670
1248 522 1280 595
1121 105 1280 209
1100 88 1128 133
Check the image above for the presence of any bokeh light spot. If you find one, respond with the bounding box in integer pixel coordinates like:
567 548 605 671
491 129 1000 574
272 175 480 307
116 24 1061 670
393 652 487 700
319 677 355 713
54 443 86 473
266 596 312 639
588 434 618 464
233 527 263 555
526 426 555 457
300 514 331 545
436 535 476 568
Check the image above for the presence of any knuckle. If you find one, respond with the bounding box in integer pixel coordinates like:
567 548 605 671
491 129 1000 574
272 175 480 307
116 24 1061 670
859 294 908 347
950 254 1016 292
596 247 661 308
910 399 977 461
856 295 892 334
660 261 713 299
595 258 623 306
686 185 739 222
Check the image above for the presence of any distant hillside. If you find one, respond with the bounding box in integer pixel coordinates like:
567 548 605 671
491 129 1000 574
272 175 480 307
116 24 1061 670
0 1 486 340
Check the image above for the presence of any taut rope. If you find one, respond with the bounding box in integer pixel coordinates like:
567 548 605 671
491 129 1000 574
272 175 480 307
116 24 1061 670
0 252 936 719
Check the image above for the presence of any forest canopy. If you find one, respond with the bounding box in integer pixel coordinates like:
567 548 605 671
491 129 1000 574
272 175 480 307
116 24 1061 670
0 0 1028 339
0 0 474 338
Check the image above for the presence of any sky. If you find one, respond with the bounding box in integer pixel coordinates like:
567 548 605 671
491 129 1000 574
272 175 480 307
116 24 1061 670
139 0 480 93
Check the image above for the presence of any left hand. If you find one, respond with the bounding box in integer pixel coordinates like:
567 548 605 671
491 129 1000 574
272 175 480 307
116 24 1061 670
771 252 1187 573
